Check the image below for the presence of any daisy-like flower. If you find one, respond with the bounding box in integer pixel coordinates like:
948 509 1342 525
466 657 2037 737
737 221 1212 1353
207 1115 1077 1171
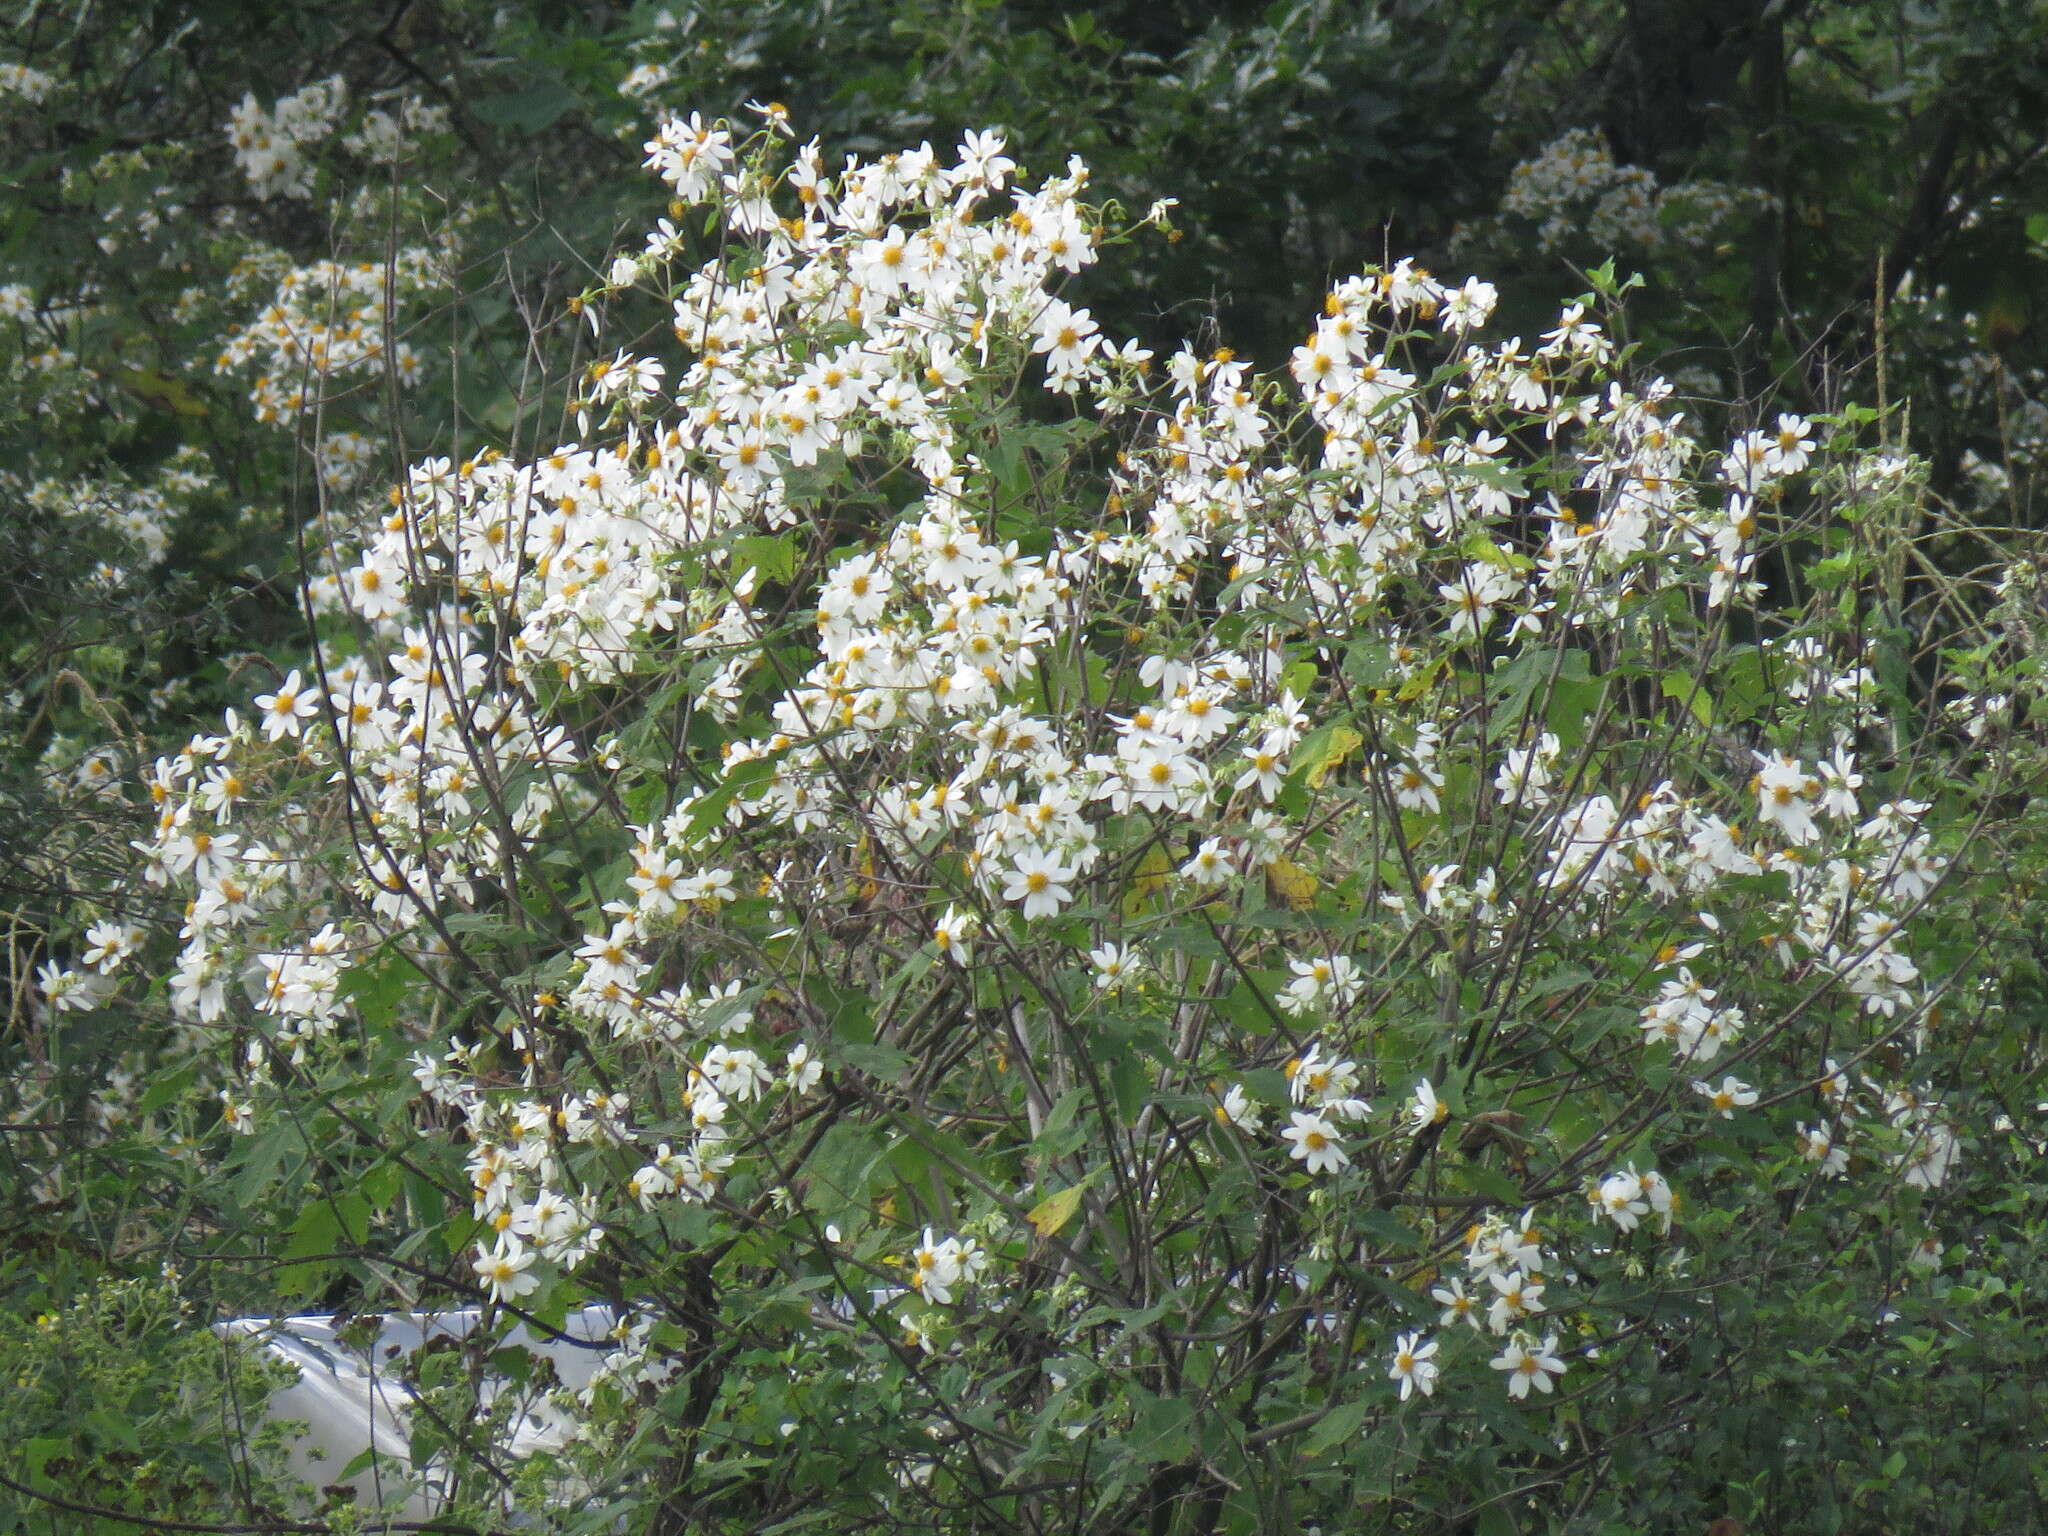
1485 1269 1545 1334
786 1042 823 1095
1001 849 1076 919
1089 941 1139 989
1213 1082 1261 1133
932 905 975 965
1417 862 1460 912
1387 1331 1440 1400
1490 1332 1567 1399
254 669 318 742
1032 298 1100 377
1280 1110 1348 1175
1234 744 1287 800
510 1190 578 1247
1796 1121 1849 1176
1432 1276 1482 1332
1407 1078 1448 1132
908 1228 965 1305
1594 1169 1649 1231
473 1236 540 1304
1763 412 1812 475
1693 1075 1758 1119
1180 837 1233 886
1440 276 1498 332
1752 750 1819 845
80 920 143 972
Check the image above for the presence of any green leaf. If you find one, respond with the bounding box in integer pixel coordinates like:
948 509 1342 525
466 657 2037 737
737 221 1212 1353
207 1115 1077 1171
1122 841 1173 916
230 1123 295 1205
733 533 798 585
136 1063 196 1115
359 1161 402 1213
82 1409 141 1455
22 1437 64 1490
1125 1390 1194 1464
1036 1088 1085 1149
1460 1166 1524 1205
279 1203 339 1298
1459 528 1532 569
1301 1396 1371 1457
681 753 777 845
838 1041 912 1079
1343 642 1395 689
472 82 579 132
1661 671 1712 727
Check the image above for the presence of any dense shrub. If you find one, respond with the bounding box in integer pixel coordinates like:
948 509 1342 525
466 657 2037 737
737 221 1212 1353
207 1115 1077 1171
17 115 2045 1532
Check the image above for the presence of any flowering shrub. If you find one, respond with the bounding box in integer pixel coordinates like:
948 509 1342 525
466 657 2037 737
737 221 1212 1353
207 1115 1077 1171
1469 127 1770 261
24 111 2048 1531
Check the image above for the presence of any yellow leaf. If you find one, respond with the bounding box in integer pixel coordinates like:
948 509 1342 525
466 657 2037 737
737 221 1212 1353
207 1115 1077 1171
1121 842 1173 917
1265 857 1317 910
110 367 209 418
1027 1183 1086 1238
1396 655 1446 703
1302 726 1363 789
856 831 878 902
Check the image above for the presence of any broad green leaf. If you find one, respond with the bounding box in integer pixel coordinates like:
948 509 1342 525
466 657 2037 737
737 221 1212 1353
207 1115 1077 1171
733 532 798 585
1301 1397 1371 1457
1661 671 1712 726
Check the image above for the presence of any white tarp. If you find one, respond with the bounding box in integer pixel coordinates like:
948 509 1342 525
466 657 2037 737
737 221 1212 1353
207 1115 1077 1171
216 1305 622 1518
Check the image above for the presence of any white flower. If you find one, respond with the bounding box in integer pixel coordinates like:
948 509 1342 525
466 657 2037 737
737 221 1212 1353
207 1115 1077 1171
1089 942 1139 989
1032 298 1100 376
1278 954 1363 1016
1234 745 1287 800
786 1042 823 1094
1693 1076 1758 1119
253 670 318 741
1407 1078 1447 1132
510 1190 578 1247
1594 1169 1648 1231
1002 849 1077 919
1490 1333 1567 1398
474 1236 540 1304
1180 837 1233 886
1280 1111 1348 1175
1214 1083 1261 1133
932 905 976 965
1486 1269 1546 1334
1387 1331 1439 1400
1796 1121 1849 1175
1763 413 1812 474
1433 1277 1481 1332
909 1228 969 1304
1417 862 1460 912
1753 751 1819 845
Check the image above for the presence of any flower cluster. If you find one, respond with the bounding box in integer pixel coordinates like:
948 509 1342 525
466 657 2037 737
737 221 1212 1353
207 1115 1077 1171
226 77 348 200
1488 128 1769 257
37 115 1995 1497
212 249 435 425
